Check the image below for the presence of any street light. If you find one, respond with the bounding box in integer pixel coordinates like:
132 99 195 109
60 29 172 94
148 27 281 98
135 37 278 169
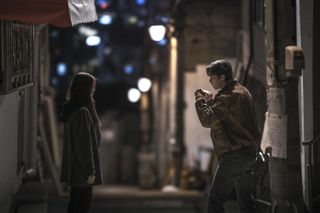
127 88 141 103
99 14 113 25
86 35 101 46
138 77 152 92
148 25 166 41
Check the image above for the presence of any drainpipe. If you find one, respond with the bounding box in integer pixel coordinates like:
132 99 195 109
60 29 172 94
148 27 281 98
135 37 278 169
243 0 254 86
29 24 46 168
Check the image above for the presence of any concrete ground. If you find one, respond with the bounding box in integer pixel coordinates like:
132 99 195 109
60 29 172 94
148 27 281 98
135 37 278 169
47 185 239 213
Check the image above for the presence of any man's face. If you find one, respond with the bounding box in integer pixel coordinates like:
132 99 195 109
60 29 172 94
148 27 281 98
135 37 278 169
209 75 225 90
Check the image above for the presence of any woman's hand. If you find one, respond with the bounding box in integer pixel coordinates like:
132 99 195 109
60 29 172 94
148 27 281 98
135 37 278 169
86 175 96 185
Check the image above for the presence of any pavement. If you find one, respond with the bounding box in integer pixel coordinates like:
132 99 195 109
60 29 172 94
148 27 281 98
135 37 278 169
47 185 240 213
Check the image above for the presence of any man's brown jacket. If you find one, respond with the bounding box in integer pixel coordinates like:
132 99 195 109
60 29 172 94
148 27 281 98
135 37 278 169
195 80 260 158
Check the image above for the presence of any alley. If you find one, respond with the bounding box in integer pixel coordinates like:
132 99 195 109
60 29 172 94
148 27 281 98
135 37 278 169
46 185 242 213
1 0 320 213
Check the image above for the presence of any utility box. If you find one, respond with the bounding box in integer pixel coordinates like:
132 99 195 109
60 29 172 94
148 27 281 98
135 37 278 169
0 20 34 94
285 45 305 77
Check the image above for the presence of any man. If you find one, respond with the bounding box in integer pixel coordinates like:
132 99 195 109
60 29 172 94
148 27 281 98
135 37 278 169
194 59 260 213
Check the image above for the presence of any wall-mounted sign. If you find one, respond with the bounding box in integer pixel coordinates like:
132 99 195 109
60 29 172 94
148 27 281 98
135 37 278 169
261 112 288 159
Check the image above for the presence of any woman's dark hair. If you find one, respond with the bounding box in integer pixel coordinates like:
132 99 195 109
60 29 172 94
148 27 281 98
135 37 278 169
62 72 101 128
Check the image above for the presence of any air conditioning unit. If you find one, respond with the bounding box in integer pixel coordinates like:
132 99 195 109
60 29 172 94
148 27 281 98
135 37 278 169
0 20 34 94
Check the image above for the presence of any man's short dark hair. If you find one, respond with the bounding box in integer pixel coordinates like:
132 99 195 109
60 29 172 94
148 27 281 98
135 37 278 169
206 59 233 80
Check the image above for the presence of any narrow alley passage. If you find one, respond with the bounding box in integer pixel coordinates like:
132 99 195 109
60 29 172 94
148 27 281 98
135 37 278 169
1 0 320 213
47 185 242 213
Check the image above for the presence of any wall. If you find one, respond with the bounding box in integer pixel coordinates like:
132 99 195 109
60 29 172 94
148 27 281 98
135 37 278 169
0 92 22 213
180 0 242 171
182 0 241 71
241 0 267 130
184 64 214 171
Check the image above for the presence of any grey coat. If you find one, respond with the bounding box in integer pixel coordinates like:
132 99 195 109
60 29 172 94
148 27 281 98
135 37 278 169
60 107 103 187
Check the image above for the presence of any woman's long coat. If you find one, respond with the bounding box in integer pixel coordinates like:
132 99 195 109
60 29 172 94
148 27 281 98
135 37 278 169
61 107 102 187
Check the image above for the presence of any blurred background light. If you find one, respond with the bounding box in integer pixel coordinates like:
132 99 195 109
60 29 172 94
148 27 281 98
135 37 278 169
138 77 152 92
135 0 146 6
86 35 101 46
102 129 115 141
124 64 134 74
128 88 141 103
149 56 157 65
156 38 167 46
104 47 112 55
138 8 147 17
97 0 110 9
99 14 113 25
78 26 98 36
148 25 166 41
51 77 58 86
56 62 67 76
159 16 170 23
127 15 139 25
137 20 145 28
50 30 59 38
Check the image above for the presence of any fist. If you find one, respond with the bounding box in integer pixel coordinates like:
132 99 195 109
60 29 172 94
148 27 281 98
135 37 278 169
194 89 204 97
86 175 96 185
195 88 213 101
203 90 213 101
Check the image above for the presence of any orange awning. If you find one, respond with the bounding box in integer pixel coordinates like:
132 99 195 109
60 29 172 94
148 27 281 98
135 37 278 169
0 0 97 27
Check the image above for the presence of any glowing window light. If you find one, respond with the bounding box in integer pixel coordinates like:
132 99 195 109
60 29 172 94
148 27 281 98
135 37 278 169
148 25 166 41
138 77 152 92
128 88 141 103
57 62 67 76
99 14 113 25
86 36 101 46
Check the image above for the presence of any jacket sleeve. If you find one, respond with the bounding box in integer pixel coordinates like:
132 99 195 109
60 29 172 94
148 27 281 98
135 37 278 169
195 95 229 128
71 108 96 176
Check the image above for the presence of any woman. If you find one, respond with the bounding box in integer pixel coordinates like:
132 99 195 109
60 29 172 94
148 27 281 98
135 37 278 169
60 72 102 213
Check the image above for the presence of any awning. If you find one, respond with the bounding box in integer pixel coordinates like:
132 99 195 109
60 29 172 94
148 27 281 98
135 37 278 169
0 0 97 27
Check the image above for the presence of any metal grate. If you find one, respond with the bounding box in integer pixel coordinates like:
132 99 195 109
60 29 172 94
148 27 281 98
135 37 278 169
0 20 34 94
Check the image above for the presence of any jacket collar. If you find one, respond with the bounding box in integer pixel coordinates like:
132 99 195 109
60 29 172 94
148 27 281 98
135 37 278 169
216 79 237 96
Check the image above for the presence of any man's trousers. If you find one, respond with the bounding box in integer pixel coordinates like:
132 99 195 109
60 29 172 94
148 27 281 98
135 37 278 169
207 148 256 213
